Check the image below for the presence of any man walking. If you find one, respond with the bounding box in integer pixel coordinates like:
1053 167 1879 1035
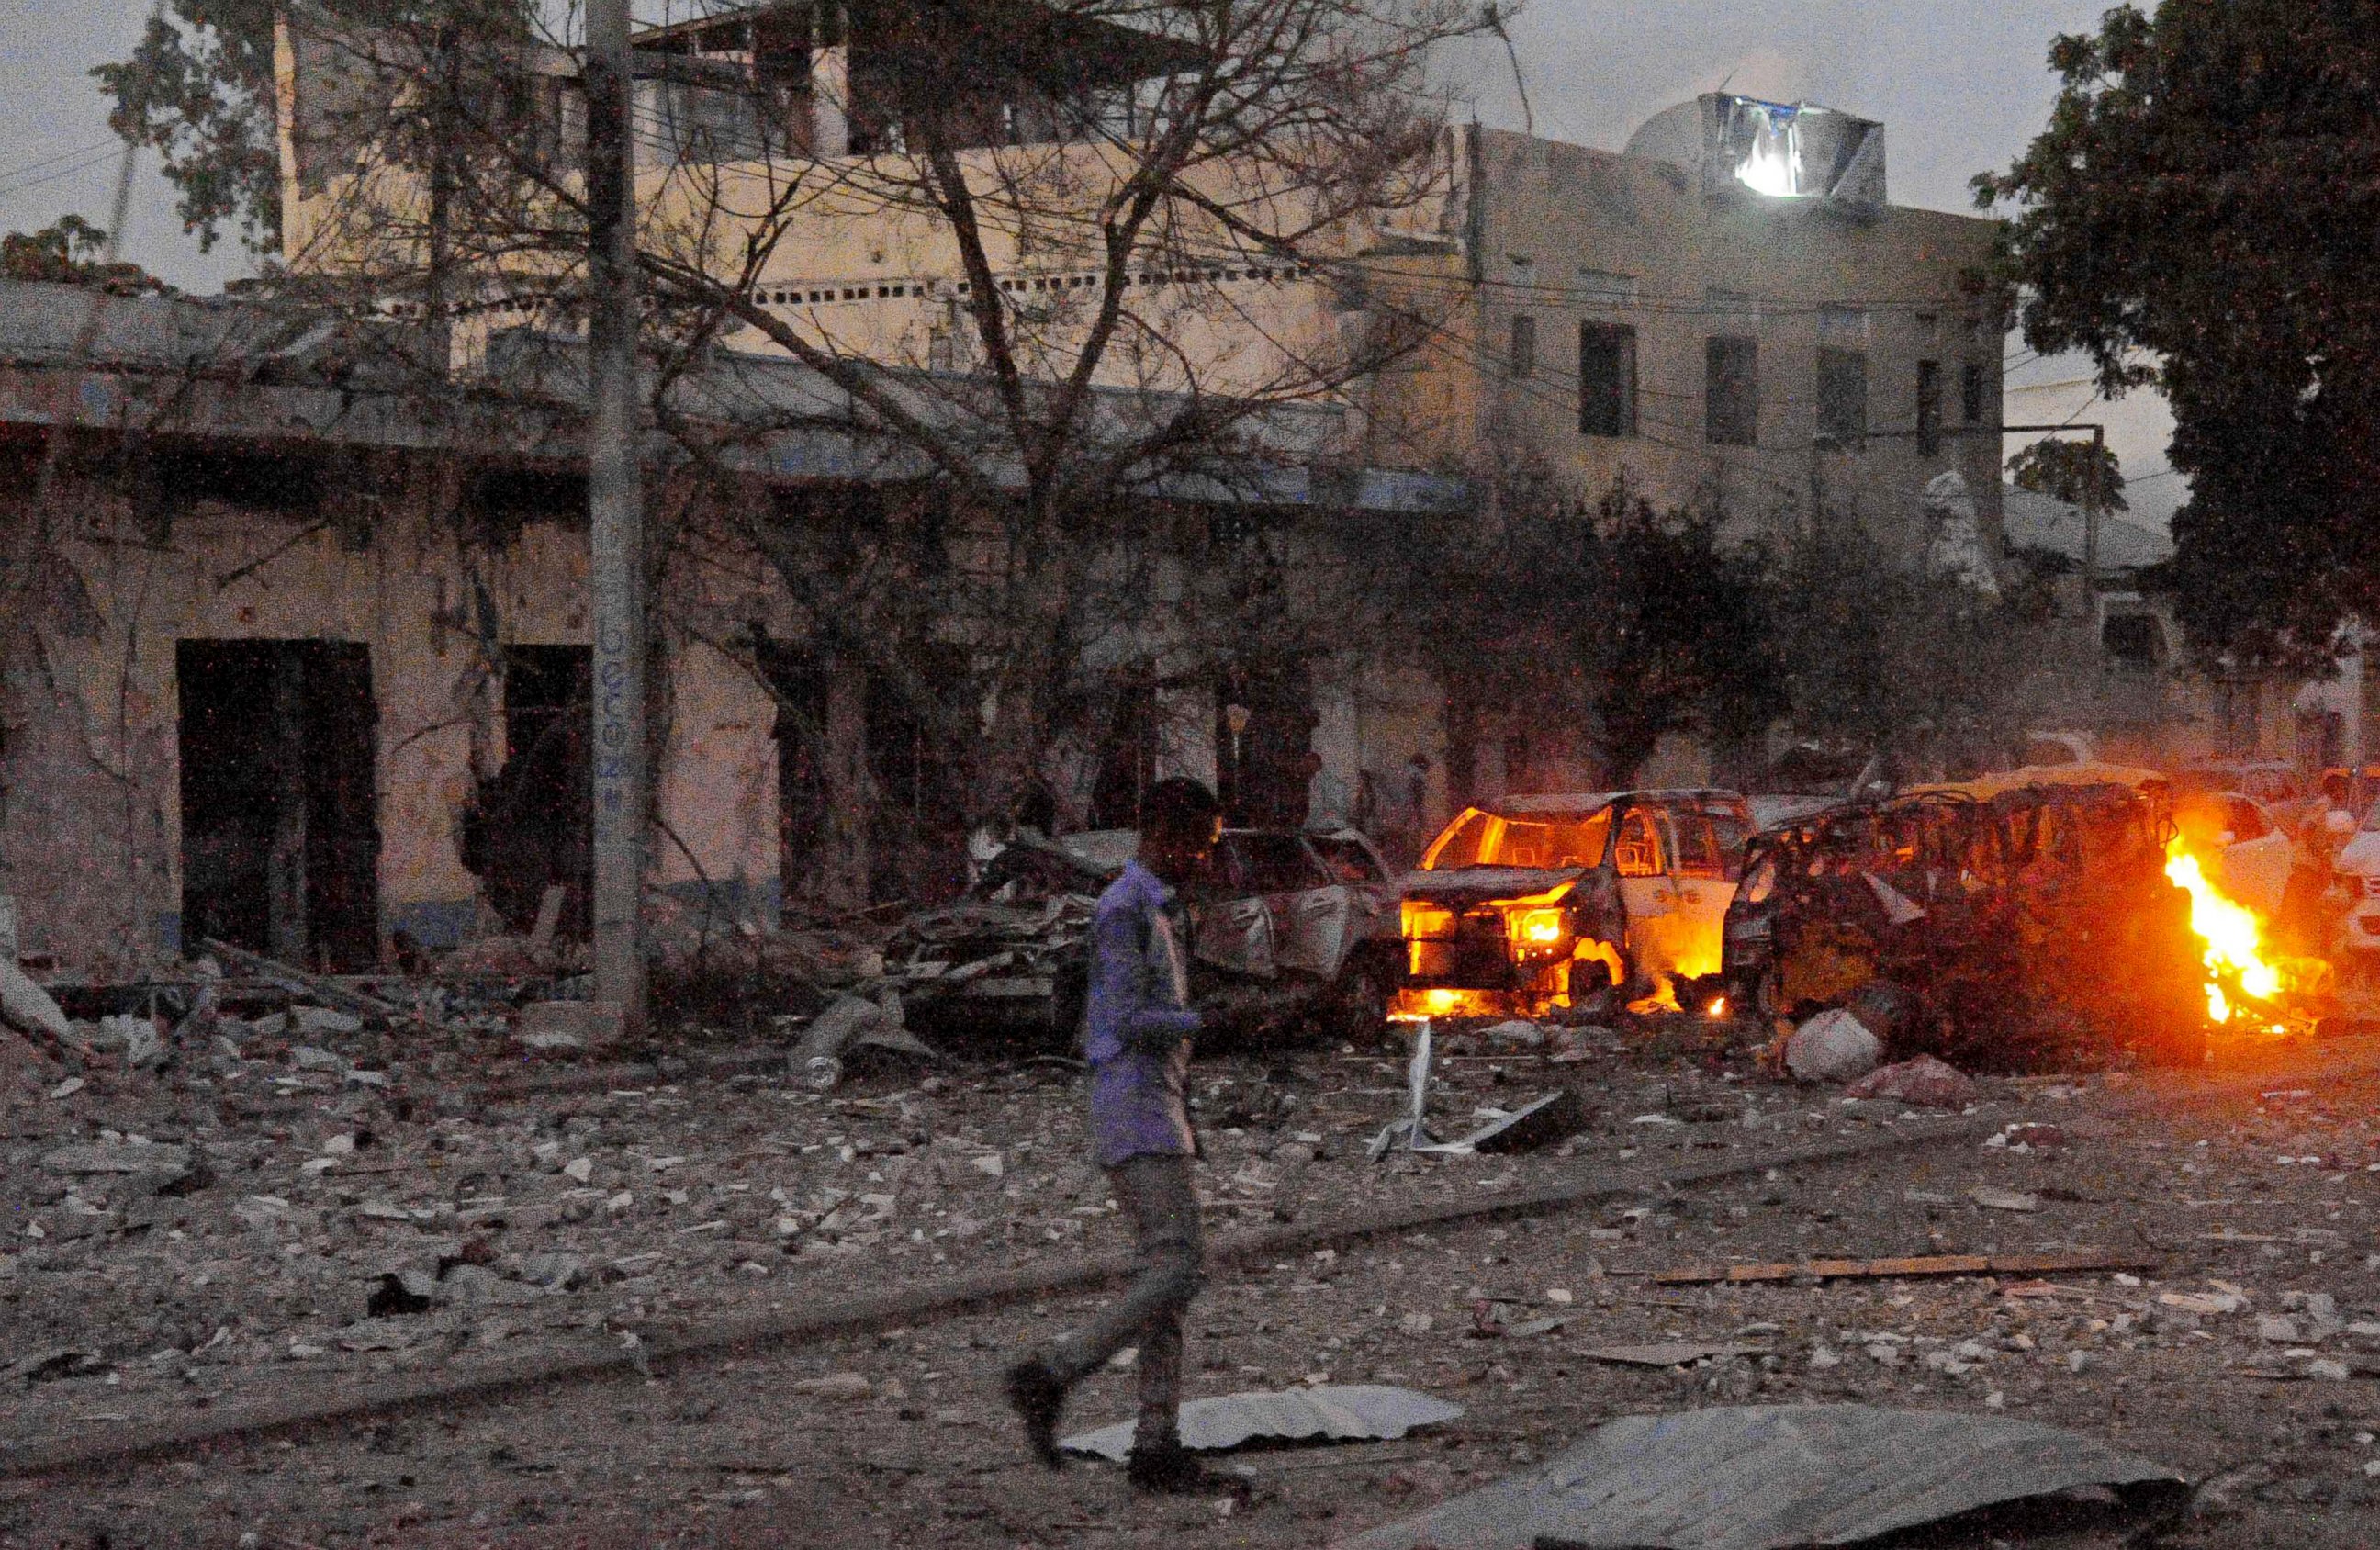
1005 777 1223 1492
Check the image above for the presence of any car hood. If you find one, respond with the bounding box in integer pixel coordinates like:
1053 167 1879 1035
1398 866 1587 904
2336 833 2380 875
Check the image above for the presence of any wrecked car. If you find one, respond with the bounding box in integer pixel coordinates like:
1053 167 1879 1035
886 826 1401 1041
1721 770 2215 1066
1393 791 1752 1020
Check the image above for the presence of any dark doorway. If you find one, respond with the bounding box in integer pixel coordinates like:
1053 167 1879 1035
462 646 592 937
177 639 380 971
762 641 969 911
1216 661 1314 829
1087 668 1159 830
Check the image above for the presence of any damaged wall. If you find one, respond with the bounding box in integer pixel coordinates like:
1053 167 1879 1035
0 451 780 974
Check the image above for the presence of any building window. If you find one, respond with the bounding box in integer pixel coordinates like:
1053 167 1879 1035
1916 359 1942 456
1510 313 1536 379
2103 612 2162 668
1816 347 1867 442
1705 336 1757 446
1960 360 1988 425
1579 322 1637 438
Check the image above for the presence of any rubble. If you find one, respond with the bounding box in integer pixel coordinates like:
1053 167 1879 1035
1843 1054 1976 1108
1782 1008 1881 1084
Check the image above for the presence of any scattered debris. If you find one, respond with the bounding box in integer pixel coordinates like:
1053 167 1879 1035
1653 1251 2152 1286
0 959 71 1045
1844 1055 1976 1108
1968 1185 2042 1213
791 1372 874 1401
1579 1342 1768 1368
1061 1385 1462 1463
790 994 939 1091
1337 1404 2188 1550
1783 1008 1881 1084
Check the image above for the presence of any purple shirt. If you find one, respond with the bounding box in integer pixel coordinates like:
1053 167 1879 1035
1082 859 1199 1166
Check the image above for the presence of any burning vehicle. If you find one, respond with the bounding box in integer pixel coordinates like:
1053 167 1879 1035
1393 791 1753 1021
886 826 1401 1041
1722 765 2329 1068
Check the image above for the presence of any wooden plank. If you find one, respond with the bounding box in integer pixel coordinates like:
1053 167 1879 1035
1653 1250 2152 1286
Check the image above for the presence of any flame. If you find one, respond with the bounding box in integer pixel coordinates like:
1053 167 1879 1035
1627 979 1681 1015
2162 838 2282 1027
1705 995 1730 1019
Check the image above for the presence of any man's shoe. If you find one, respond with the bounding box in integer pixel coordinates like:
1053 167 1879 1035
1003 1358 1066 1471
1127 1438 1241 1496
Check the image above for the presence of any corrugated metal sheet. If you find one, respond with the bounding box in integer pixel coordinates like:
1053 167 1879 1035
1062 1385 1463 1463
1339 1404 2186 1550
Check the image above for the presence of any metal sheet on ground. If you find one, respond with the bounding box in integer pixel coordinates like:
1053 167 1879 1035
1336 1403 2186 1549
1060 1385 1463 1463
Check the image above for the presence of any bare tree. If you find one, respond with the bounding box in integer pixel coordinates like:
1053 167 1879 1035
149 0 1488 898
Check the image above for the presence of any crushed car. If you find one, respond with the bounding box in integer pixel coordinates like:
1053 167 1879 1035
1393 791 1753 1021
1721 767 2237 1068
885 825 1401 1041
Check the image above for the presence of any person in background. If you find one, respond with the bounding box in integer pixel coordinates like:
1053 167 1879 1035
1004 777 1228 1494
1303 749 1351 831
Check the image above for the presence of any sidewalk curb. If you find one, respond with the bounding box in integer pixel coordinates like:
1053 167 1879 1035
0 1118 1990 1481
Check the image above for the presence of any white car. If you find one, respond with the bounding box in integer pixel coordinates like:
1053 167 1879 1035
2329 801 2380 958
2172 790 2296 919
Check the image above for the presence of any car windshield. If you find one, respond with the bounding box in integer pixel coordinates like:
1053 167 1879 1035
1421 807 1611 870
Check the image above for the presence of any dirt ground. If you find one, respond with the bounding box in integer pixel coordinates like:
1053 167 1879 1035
6 1015 2380 1548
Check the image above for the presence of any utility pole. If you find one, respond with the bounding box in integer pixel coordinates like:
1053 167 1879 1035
585 0 646 1039
2082 422 2105 594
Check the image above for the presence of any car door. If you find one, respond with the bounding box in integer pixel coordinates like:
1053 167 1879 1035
1308 831 1398 950
1234 830 1346 978
2216 795 2294 918
1666 809 1741 980
1612 804 1681 972
1191 834 1276 978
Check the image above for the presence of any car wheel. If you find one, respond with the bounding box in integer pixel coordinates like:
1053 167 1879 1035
1324 953 1393 1046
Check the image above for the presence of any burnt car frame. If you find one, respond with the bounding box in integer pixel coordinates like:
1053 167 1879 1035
891 825 1401 1042
1721 773 2212 1066
1394 790 1754 1020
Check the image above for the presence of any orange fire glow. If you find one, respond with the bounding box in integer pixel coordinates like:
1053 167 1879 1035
2162 837 2285 1030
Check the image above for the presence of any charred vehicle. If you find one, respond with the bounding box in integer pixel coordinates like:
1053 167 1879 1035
1721 771 2236 1066
888 826 1401 1040
1394 791 1753 1019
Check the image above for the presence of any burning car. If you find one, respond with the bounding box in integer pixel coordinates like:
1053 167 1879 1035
1722 765 2323 1067
1393 791 1753 1020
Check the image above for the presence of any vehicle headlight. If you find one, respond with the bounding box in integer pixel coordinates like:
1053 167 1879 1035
1507 906 1571 950
1402 902 1458 940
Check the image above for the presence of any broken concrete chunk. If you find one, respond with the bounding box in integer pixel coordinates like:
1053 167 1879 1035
289 1046 348 1073
1968 1186 2040 1213
1784 1009 1881 1084
3 1348 106 1387
42 1143 193 1178
516 1001 622 1051
517 1252 589 1292
289 1006 363 1038
0 960 69 1045
1844 1055 1975 1109
1061 1385 1462 1462
791 1372 874 1401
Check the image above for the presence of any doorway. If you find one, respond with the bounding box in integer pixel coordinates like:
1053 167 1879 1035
461 646 592 938
177 639 380 971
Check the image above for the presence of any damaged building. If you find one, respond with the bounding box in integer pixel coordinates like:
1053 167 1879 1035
270 5 2015 841
0 276 1469 973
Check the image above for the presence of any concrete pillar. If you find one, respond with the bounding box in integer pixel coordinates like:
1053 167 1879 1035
812 43 849 157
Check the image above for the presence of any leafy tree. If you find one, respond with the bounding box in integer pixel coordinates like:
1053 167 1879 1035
2006 435 2126 512
1976 1 2380 669
1381 466 1786 790
94 0 282 253
0 216 164 293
